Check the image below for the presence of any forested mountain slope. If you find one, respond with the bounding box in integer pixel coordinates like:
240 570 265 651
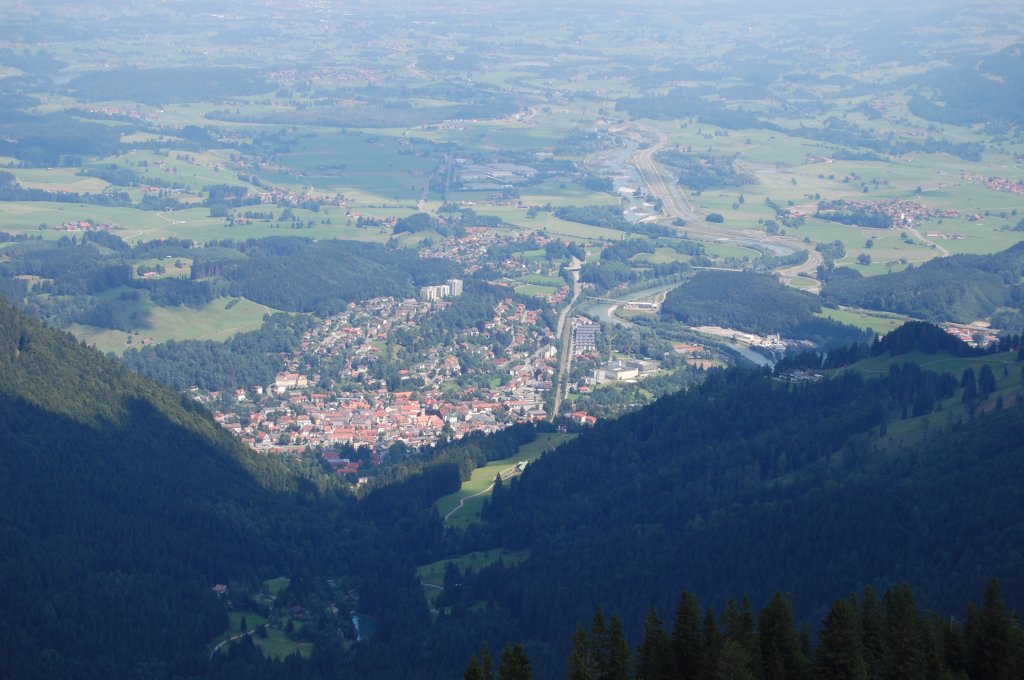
821 241 1024 328
4 300 1024 679
439 353 1024 675
658 270 868 344
0 298 428 677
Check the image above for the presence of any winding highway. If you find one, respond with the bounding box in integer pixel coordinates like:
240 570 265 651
629 123 823 292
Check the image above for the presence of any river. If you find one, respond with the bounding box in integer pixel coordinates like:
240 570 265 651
581 281 774 367
587 138 659 224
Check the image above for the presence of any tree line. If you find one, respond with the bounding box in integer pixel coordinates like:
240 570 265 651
465 581 1024 680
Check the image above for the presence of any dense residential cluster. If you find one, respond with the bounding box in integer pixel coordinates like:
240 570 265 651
962 170 1024 195
813 198 960 228
207 292 559 463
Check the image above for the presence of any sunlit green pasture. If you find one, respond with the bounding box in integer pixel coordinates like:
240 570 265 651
131 256 192 279
434 432 577 528
271 129 437 200
514 283 557 297
417 549 531 590
816 307 910 335
13 167 110 193
630 247 692 264
0 201 397 244
482 208 629 241
254 627 313 660
841 350 1017 381
71 296 279 354
416 548 531 612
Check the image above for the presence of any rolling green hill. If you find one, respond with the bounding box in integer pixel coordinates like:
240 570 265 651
821 242 1024 329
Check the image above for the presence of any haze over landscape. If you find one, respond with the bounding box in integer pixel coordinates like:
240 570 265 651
1 1 1023 677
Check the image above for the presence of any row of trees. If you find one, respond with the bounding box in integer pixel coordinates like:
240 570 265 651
467 582 1024 680
432 351 1024 677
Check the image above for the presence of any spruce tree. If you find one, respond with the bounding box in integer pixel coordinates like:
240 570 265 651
481 642 495 680
635 608 674 680
722 597 759 678
568 625 594 680
498 644 532 680
702 609 722 680
979 364 997 399
961 368 978 412
882 585 925 680
465 657 485 680
589 608 610 675
815 598 867 680
860 587 885 677
965 580 1022 680
607 614 632 680
759 593 809 680
715 639 757 680
672 592 704 679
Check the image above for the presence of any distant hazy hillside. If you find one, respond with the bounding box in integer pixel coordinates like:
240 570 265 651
661 270 822 335
822 242 1024 328
659 269 868 345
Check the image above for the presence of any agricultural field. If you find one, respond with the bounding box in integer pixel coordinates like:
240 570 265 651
0 0 1022 377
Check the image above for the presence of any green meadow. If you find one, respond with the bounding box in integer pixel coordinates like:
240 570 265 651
272 130 437 201
254 627 313 660
71 296 279 354
416 548 531 612
435 432 577 528
816 307 911 335
840 350 1017 381
208 610 312 661
208 611 268 652
417 548 531 590
14 167 110 193
847 350 1024 446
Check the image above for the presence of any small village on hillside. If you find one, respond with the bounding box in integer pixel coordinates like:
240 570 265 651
205 291 559 476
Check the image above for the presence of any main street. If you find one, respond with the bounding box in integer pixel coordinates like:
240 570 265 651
551 258 582 417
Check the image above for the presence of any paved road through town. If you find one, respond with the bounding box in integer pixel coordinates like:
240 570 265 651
551 259 582 417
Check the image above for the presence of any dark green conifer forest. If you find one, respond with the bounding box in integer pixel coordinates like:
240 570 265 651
3 295 1023 678
466 581 1024 680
